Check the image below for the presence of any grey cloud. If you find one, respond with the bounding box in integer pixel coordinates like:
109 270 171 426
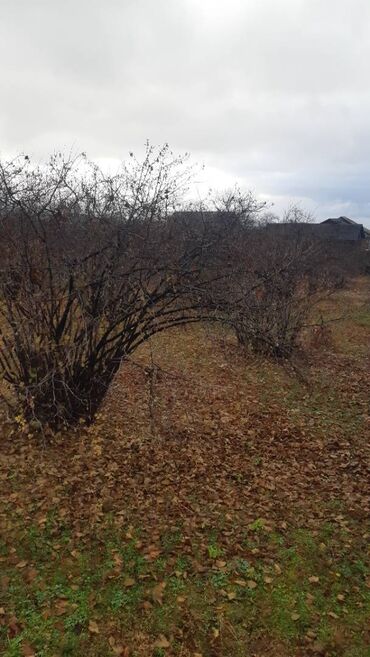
0 0 369 225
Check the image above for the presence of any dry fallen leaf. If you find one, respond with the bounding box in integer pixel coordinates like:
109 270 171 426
234 579 246 587
247 580 257 589
88 620 100 634
8 615 21 638
306 629 317 640
227 591 237 600
123 577 135 588
152 581 166 605
176 595 186 604
309 576 320 584
153 634 170 649
26 568 38 583
312 641 326 654
306 593 315 605
21 643 35 657
1 576 10 591
108 637 129 656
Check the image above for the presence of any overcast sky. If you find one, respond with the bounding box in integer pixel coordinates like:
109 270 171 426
1 0 370 224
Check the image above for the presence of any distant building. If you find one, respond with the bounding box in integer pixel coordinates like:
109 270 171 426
266 216 369 242
171 211 370 243
320 216 370 240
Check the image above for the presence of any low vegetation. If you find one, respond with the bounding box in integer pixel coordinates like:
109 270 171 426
1 276 369 656
0 148 369 656
0 147 359 430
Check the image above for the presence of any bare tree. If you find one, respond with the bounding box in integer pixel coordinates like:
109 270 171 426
212 223 335 359
0 146 227 429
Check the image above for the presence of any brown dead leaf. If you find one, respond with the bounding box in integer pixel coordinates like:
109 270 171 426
88 620 100 634
153 634 170 649
144 547 161 561
306 593 315 605
312 641 326 654
55 599 69 616
21 643 35 657
305 630 316 642
1 576 10 591
227 591 237 600
123 577 135 588
26 568 38 583
247 580 257 589
234 579 246 587
113 648 129 657
8 616 21 638
108 638 129 656
152 581 166 604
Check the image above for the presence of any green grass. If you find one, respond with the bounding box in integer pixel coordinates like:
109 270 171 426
0 517 368 657
353 307 370 328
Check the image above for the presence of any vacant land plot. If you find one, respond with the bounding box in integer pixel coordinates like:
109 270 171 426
0 278 369 657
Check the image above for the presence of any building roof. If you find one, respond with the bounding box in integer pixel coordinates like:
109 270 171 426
321 216 370 238
322 216 357 225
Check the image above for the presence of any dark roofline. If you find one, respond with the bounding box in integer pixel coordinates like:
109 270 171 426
322 216 356 225
321 216 370 238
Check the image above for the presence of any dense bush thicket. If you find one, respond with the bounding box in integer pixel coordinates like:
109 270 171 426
217 228 337 358
0 146 364 430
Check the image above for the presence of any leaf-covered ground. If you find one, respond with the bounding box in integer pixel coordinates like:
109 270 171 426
0 278 369 657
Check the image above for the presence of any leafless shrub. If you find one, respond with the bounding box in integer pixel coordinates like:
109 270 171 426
216 223 336 359
0 145 231 429
309 320 333 350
